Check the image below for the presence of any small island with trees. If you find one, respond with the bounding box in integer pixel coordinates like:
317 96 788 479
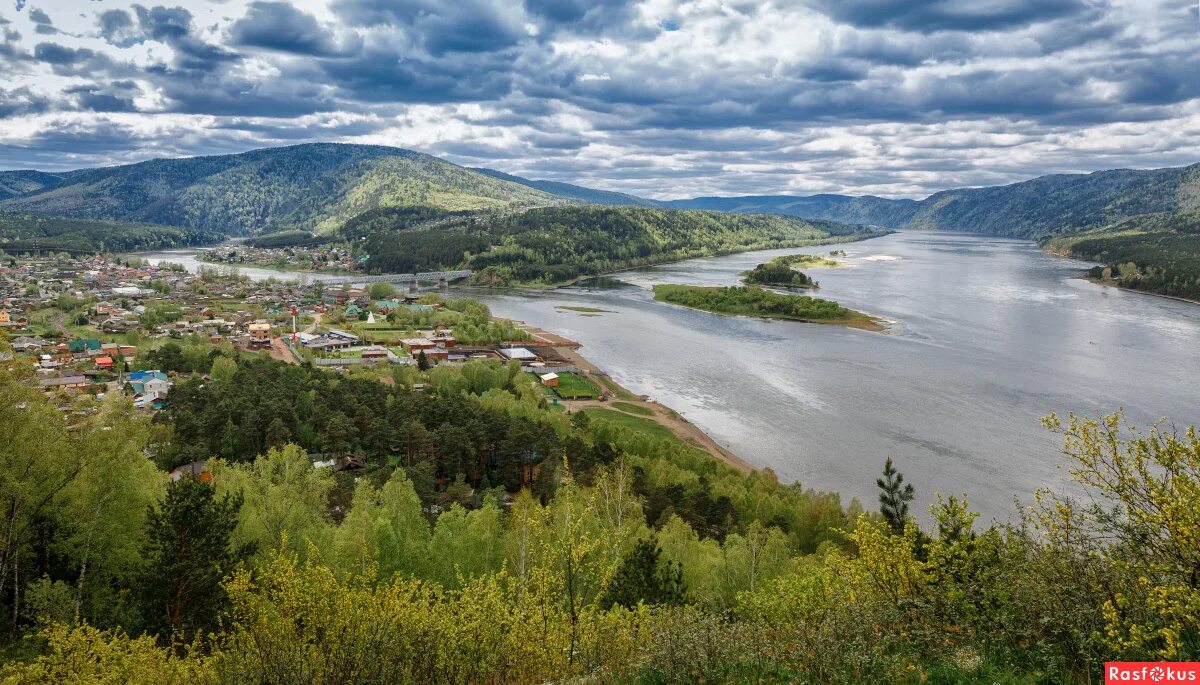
742 253 845 288
652 283 882 331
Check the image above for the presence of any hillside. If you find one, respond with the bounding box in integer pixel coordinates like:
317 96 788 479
472 167 658 207
1042 210 1200 300
361 205 886 285
0 144 561 234
0 170 67 201
664 164 1200 238
0 213 221 253
662 194 919 228
908 164 1200 237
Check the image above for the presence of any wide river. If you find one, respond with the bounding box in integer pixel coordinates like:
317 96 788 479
141 231 1200 522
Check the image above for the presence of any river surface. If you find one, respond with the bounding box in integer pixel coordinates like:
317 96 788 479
140 232 1200 522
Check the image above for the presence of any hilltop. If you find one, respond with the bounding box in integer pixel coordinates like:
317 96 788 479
0 143 560 235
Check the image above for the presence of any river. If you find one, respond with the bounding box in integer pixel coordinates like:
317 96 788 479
140 232 1200 522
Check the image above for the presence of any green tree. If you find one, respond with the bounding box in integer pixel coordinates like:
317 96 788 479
209 355 237 384
367 282 399 300
417 349 431 371
877 456 914 532
602 537 685 609
138 476 252 640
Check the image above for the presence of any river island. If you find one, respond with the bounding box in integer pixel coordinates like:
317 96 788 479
652 283 883 331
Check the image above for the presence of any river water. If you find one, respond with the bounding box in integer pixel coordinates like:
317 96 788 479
141 232 1200 522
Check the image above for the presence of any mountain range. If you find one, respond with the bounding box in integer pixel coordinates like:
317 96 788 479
3 143 1199 240
0 142 1197 297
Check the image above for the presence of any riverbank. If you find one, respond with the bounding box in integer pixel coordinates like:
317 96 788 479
1079 275 1200 306
551 344 756 474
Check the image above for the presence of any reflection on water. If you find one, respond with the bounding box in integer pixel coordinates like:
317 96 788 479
472 232 1200 523
139 232 1200 522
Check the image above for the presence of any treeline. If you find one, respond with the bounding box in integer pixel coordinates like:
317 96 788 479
362 205 885 285
0 213 221 252
243 231 331 249
1044 211 1200 300
4 330 1199 682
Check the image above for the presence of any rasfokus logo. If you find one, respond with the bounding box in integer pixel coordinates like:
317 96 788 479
1106 663 1200 683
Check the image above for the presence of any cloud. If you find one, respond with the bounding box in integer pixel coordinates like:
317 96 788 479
809 0 1090 33
0 0 1196 200
28 8 57 35
230 2 357 56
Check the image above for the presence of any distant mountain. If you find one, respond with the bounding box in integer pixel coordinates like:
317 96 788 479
664 164 1200 238
661 194 918 228
471 168 658 207
0 144 560 234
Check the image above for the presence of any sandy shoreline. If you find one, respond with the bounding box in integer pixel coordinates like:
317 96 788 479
552 344 755 475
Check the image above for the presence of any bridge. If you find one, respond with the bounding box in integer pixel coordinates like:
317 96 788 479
322 270 473 291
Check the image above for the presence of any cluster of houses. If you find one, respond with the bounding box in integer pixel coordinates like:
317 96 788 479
202 243 361 272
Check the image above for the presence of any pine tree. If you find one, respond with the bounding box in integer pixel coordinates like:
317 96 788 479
137 476 252 640
601 537 686 609
417 349 430 371
877 456 915 532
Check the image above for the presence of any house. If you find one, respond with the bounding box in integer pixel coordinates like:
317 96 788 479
359 345 389 360
402 338 435 351
303 336 352 352
499 347 537 362
248 321 271 346
411 347 449 362
10 336 47 353
326 328 361 343
539 372 559 388
129 370 170 398
39 375 89 391
0 310 8 324
169 461 211 483
94 356 114 370
69 339 102 354
431 333 457 348
374 299 401 313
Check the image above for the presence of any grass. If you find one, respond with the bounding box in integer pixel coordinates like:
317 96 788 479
611 401 653 416
552 372 600 399
582 408 677 442
556 305 614 314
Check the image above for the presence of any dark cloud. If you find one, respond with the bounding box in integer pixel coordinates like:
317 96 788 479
125 4 239 71
32 41 92 65
230 2 355 56
64 84 139 113
28 8 57 35
98 9 139 47
333 0 526 55
809 0 1090 33
0 85 48 117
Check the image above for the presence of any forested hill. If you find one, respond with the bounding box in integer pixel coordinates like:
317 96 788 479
661 194 920 228
664 163 1200 239
0 143 560 235
362 205 884 285
0 213 221 253
1042 210 1200 300
0 170 67 201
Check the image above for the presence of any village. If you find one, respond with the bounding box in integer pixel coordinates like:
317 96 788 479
0 251 620 417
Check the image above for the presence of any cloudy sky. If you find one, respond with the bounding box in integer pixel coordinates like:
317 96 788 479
0 0 1197 199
